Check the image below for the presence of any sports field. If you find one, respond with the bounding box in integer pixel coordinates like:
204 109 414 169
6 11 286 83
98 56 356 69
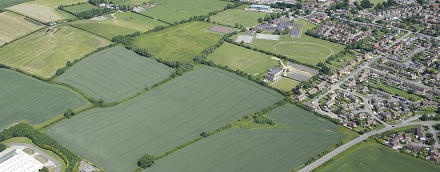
70 12 168 39
210 9 266 27
146 105 343 172
6 0 85 22
63 3 97 14
141 0 231 23
0 11 43 46
207 43 278 78
250 20 345 66
0 68 88 130
0 25 110 78
0 0 30 9
271 78 299 91
47 67 282 172
133 21 222 62
59 46 174 102
319 142 440 172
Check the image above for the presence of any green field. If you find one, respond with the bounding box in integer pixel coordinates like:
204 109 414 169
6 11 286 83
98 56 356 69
133 21 222 62
6 0 86 22
249 20 345 66
0 68 88 129
141 0 231 23
59 46 174 102
319 142 440 172
207 43 278 78
63 3 97 14
271 78 299 91
210 9 266 27
0 25 110 78
376 83 422 101
146 105 344 172
70 12 168 39
112 0 150 6
0 0 30 9
47 67 283 172
0 11 43 46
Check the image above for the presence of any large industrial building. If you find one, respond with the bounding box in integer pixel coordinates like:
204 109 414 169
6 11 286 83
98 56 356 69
0 149 44 172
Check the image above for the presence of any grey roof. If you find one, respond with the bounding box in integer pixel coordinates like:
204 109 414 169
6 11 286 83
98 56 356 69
268 67 283 75
290 28 300 37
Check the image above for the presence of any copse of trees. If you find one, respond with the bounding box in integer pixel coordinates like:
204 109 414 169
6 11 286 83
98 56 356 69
138 154 155 168
0 143 6 152
75 8 114 19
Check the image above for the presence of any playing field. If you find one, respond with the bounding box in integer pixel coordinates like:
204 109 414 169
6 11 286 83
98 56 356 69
141 0 231 23
210 9 266 27
0 11 43 46
319 142 440 172
271 78 299 91
250 20 345 66
0 68 88 130
47 67 282 172
133 21 222 62
145 105 343 172
6 0 86 22
59 46 174 102
63 3 97 14
207 43 278 78
0 0 30 9
70 12 168 39
0 25 110 78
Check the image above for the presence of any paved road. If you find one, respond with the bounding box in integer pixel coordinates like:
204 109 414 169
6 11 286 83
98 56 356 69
6 143 61 172
384 31 412 49
299 121 440 172
428 125 440 149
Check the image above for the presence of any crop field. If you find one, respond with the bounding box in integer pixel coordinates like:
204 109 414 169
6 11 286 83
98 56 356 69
59 46 174 102
271 78 299 91
70 12 168 39
0 11 43 46
319 142 440 172
133 21 222 62
63 3 97 14
207 43 278 78
0 25 110 78
146 105 343 172
210 9 266 27
0 0 30 9
47 67 282 172
141 0 231 23
6 0 86 22
0 68 88 130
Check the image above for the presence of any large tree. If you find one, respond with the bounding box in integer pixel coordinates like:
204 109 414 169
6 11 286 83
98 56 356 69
138 154 155 168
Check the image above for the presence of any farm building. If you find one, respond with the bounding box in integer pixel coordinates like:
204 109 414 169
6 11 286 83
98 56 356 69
249 5 270 12
264 67 285 82
0 149 44 172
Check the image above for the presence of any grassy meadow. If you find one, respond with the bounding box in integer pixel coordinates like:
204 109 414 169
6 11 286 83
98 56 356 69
63 3 97 14
0 11 43 46
6 0 86 22
0 25 110 78
210 9 266 27
59 46 174 102
271 78 299 91
133 21 222 62
0 0 30 9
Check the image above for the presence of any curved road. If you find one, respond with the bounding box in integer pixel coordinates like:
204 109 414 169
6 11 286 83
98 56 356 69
299 121 440 172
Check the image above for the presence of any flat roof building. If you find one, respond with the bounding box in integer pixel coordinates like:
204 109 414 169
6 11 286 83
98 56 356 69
0 149 44 172
249 5 271 11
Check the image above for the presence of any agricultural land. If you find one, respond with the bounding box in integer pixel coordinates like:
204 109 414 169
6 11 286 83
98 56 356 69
70 12 168 39
0 25 110 78
47 67 283 172
207 42 279 78
63 3 97 14
0 68 88 130
0 11 43 46
210 9 266 27
133 21 223 62
146 105 344 172
58 46 174 102
140 0 231 23
6 0 86 22
0 0 30 9
111 0 149 6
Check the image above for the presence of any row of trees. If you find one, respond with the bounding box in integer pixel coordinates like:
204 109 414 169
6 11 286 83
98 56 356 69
75 8 114 19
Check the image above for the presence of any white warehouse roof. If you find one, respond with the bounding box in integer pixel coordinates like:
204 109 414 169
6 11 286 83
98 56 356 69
0 149 44 172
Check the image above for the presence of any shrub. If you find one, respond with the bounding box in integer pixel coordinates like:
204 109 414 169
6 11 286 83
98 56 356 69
0 143 6 152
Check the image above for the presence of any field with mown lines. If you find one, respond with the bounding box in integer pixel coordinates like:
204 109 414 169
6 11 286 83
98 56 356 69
145 105 343 172
210 9 266 27
0 69 88 129
0 11 43 46
6 0 86 22
59 46 174 102
63 3 97 14
47 67 283 172
0 25 110 78
0 0 30 9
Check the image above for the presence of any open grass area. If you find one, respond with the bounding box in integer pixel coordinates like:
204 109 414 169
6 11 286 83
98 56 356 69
319 141 440 172
112 0 151 6
70 12 168 39
47 67 283 172
145 105 343 172
0 11 43 46
0 69 88 130
271 78 299 91
376 83 422 101
133 21 222 62
63 3 97 14
59 46 174 102
0 25 110 78
141 0 231 23
210 9 266 27
207 43 278 78
0 0 30 9
6 0 86 22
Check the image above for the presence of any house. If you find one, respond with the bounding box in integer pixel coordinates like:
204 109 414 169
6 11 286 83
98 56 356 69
403 133 412 140
264 67 284 82
348 121 357 128
417 126 427 141
308 88 318 95
296 93 307 101
303 102 318 111
340 120 349 126
388 135 400 149
325 99 335 108
316 81 327 90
